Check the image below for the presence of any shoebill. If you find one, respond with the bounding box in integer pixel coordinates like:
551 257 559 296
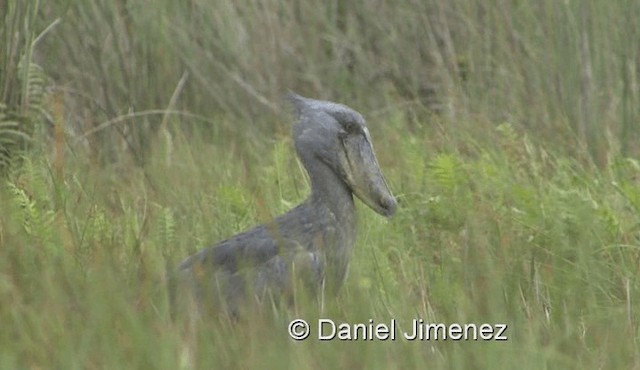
172 93 397 317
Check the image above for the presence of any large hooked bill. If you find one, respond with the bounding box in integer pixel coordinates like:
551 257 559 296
340 129 397 217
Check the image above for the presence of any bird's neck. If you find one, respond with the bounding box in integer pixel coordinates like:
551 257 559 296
307 161 356 228
297 158 358 294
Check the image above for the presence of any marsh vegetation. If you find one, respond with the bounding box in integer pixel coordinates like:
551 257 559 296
1 1 639 368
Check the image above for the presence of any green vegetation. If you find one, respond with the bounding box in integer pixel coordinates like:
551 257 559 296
1 0 639 368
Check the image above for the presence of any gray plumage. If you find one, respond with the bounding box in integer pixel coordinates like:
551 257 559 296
172 93 396 317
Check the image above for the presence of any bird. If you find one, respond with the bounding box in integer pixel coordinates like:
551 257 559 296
171 93 397 318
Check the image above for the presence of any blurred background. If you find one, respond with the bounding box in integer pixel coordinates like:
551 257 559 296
3 0 639 165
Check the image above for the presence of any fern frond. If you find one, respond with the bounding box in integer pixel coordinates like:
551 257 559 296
428 153 463 191
0 61 46 173
6 181 37 235
157 206 176 250
18 58 50 120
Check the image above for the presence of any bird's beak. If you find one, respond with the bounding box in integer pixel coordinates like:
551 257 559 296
340 131 397 217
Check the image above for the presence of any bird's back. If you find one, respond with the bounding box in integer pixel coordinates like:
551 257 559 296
172 202 333 317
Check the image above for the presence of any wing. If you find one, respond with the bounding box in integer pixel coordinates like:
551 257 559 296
179 202 319 274
171 205 325 317
178 224 279 274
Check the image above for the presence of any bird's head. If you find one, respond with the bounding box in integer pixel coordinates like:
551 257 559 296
287 93 397 217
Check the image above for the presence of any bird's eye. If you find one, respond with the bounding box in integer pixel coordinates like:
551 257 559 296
342 120 359 134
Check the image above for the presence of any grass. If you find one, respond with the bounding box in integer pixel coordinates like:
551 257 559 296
1 0 639 369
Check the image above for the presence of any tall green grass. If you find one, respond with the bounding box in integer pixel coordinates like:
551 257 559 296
20 0 638 163
1 0 639 368
1 119 638 368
